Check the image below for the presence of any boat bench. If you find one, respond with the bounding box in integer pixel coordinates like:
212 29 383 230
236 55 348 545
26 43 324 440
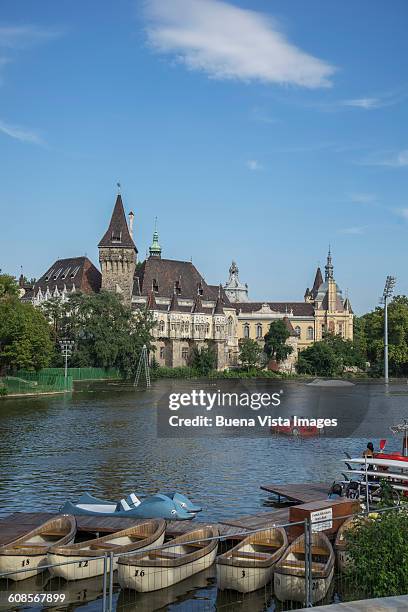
89 543 118 550
151 551 184 559
231 551 270 560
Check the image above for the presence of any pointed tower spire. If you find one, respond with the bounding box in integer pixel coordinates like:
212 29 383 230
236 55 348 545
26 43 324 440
149 217 162 258
214 284 225 314
192 294 204 313
325 246 334 281
169 291 179 312
98 194 137 251
146 290 157 310
310 267 323 298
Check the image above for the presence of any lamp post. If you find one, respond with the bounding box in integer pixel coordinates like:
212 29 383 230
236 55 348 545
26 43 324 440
381 276 396 384
59 339 74 382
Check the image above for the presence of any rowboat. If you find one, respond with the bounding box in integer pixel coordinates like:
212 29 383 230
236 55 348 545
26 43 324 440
117 525 219 592
0 515 76 581
274 532 334 604
217 526 288 593
47 519 165 581
334 516 361 572
60 493 194 520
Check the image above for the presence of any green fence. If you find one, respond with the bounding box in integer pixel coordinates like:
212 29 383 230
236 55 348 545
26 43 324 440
1 371 72 395
38 367 122 381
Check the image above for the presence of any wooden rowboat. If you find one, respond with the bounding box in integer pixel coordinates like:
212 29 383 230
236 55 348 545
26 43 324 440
47 519 165 581
0 515 76 581
216 526 288 593
117 525 219 592
274 532 334 604
334 516 367 573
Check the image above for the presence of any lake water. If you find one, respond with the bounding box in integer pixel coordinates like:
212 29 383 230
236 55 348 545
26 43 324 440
0 378 407 611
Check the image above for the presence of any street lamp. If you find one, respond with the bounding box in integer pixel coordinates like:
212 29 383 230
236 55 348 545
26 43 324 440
380 276 396 384
59 339 75 382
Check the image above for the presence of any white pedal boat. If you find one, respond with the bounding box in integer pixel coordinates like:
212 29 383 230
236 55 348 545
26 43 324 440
0 515 76 581
274 532 334 604
47 519 165 581
216 526 288 593
117 525 219 592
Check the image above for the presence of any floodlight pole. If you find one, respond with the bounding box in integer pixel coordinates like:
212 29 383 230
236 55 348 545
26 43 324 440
381 276 396 385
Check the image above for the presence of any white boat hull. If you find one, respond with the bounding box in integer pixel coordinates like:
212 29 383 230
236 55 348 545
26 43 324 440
217 562 273 593
274 567 334 604
48 533 165 581
118 545 217 592
0 553 49 582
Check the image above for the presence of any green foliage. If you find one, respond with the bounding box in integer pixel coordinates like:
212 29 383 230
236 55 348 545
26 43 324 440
359 296 408 376
0 274 19 300
297 333 365 376
41 292 155 378
0 298 53 372
0 384 7 396
345 510 408 599
191 344 217 375
264 320 293 363
239 338 263 370
152 366 199 379
297 341 340 376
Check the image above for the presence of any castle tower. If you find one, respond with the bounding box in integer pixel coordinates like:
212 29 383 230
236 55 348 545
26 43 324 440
98 193 137 304
224 261 249 302
149 218 162 258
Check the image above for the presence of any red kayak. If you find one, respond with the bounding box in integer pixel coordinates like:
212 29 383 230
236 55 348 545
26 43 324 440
270 420 320 438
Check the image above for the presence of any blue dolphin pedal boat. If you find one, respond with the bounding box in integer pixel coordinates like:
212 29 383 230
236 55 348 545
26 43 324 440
59 492 197 521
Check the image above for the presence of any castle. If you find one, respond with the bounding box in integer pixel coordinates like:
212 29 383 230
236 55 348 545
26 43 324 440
21 193 354 370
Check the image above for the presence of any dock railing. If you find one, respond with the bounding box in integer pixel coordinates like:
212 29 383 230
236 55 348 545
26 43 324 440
0 505 406 611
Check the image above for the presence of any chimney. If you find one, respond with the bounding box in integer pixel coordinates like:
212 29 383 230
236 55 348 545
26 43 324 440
128 211 134 239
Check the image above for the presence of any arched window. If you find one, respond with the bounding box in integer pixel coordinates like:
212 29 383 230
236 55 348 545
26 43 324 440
228 316 233 337
295 326 301 338
307 326 314 340
256 324 263 338
243 324 250 338
159 320 165 334
152 278 159 293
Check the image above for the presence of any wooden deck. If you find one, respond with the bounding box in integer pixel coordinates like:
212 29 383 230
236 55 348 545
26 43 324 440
0 482 330 547
260 482 330 504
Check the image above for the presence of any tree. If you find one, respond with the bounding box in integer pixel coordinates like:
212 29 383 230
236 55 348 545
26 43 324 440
0 298 53 372
345 511 408 599
191 344 216 375
322 333 365 370
58 291 156 378
239 338 263 370
264 320 293 363
0 274 19 300
359 296 408 376
297 341 341 376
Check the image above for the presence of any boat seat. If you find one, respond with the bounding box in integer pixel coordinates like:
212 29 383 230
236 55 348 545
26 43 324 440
151 550 184 559
89 543 118 550
12 544 46 550
231 551 270 560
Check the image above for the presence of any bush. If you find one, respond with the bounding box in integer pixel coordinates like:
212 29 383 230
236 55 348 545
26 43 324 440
344 509 408 599
0 384 7 396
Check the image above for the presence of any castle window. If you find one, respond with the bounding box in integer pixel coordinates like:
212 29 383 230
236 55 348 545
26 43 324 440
197 282 204 296
159 320 165 334
182 348 189 361
307 326 314 340
243 324 250 338
228 316 233 337
174 280 182 295
152 279 159 293
256 324 263 338
111 230 122 243
338 322 343 336
295 326 301 338
160 347 165 359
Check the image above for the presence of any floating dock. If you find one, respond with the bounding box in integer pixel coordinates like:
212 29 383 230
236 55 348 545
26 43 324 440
0 482 331 546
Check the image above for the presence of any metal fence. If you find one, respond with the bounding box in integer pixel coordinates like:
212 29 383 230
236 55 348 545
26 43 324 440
1 372 73 395
0 506 406 612
20 367 122 381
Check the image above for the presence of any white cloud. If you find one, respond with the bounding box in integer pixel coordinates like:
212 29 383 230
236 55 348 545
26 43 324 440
348 192 377 205
145 0 335 88
395 208 408 220
340 226 365 235
342 97 380 110
0 119 43 144
0 25 60 49
246 159 262 171
361 150 408 168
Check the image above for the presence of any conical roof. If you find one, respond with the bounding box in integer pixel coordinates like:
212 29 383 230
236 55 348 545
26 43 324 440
98 195 137 250
311 267 323 297
192 295 204 313
169 292 179 311
146 290 157 310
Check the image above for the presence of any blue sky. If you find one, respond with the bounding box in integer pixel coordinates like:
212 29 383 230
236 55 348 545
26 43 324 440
0 0 407 314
